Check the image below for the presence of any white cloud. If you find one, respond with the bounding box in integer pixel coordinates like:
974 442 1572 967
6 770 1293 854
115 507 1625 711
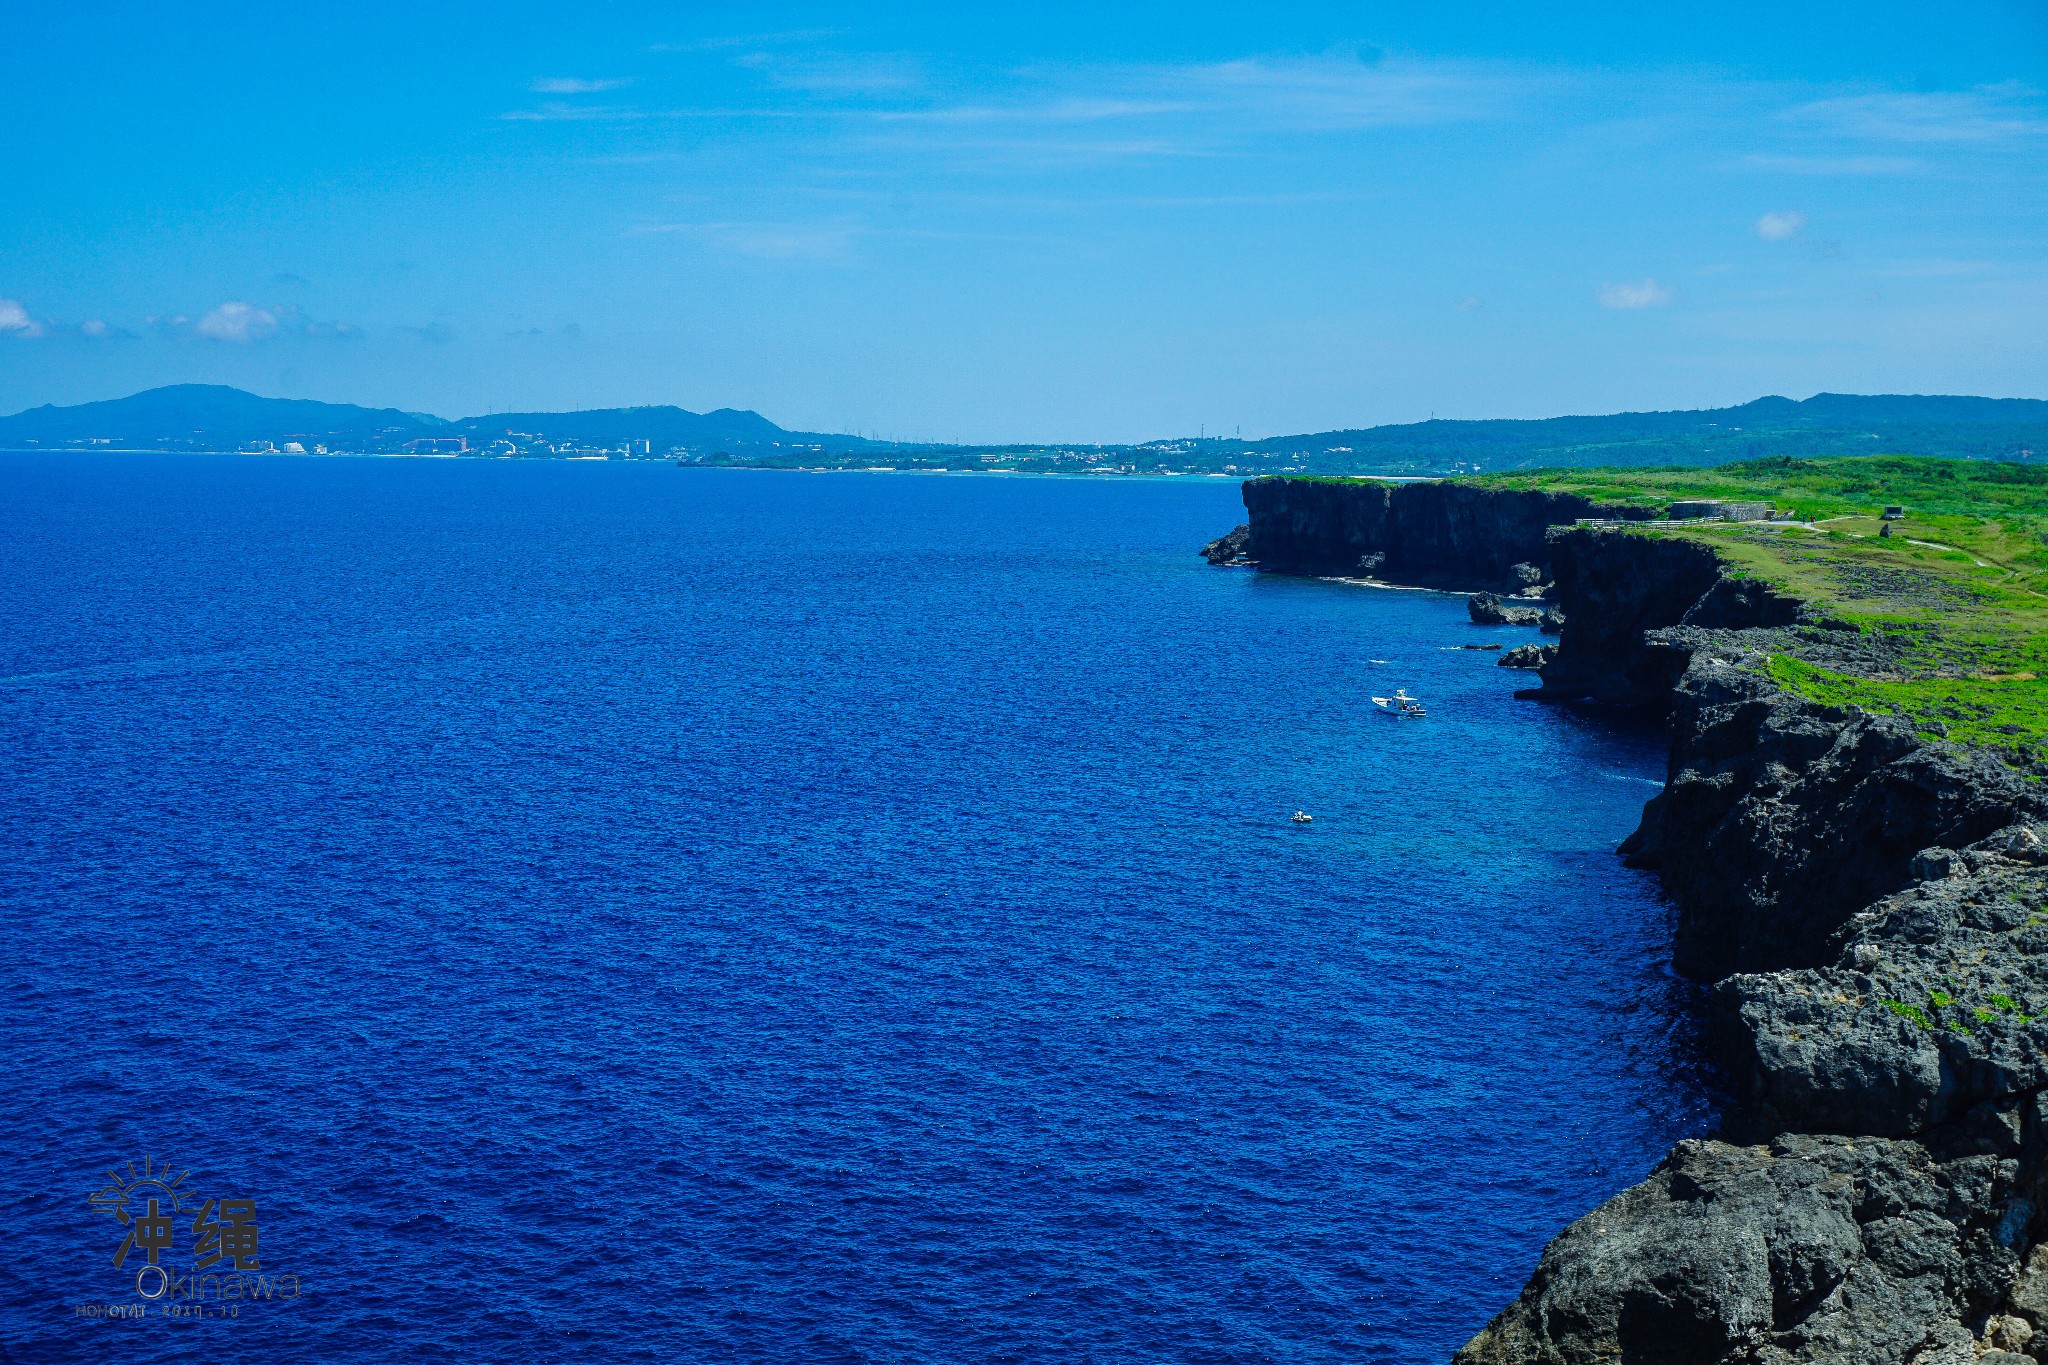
149 303 352 341
195 301 279 343
0 297 44 337
531 77 633 94
80 319 111 336
878 53 1513 135
1755 210 1806 240
1598 279 1673 309
1162 53 1511 130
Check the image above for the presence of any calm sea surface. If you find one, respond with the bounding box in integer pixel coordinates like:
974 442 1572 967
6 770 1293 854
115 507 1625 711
0 454 1714 1362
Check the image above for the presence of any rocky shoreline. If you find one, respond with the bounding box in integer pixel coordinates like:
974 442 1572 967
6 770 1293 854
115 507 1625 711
1207 477 2048 1364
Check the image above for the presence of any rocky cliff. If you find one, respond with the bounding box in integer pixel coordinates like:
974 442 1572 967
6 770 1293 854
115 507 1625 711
1238 475 1651 589
1213 477 2048 1364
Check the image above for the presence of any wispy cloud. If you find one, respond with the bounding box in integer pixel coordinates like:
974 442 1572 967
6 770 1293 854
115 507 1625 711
856 131 1207 169
1598 279 1674 309
819 52 1522 170
652 29 841 54
1784 85 2048 144
1155 53 1514 130
0 297 45 337
733 50 924 95
872 53 1513 135
629 220 860 261
499 47 1520 170
531 77 633 95
501 102 644 123
871 96 1199 125
1738 153 1926 176
1755 210 1805 240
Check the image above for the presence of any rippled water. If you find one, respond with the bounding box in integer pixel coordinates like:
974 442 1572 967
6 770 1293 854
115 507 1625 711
0 454 1713 1362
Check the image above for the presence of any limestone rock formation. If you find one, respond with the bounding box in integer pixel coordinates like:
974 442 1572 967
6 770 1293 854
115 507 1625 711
1497 643 1555 670
1470 592 1546 626
1456 1131 2036 1365
1200 524 1254 565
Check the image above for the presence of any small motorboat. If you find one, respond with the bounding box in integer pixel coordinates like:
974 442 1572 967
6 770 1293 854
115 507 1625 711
1291 810 1313 824
1372 688 1428 717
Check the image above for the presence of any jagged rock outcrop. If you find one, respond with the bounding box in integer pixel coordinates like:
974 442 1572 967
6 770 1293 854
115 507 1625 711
1715 826 2048 1140
1499 643 1555 670
1470 592 1546 626
1456 1129 2039 1365
1201 524 1254 565
1625 664 2042 980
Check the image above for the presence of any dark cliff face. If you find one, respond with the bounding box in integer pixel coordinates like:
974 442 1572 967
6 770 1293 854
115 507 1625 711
1224 480 2048 1364
1627 663 2039 980
1482 614 2047 1359
1529 528 1805 708
1531 529 1727 705
1239 477 1627 589
1464 817 2048 1365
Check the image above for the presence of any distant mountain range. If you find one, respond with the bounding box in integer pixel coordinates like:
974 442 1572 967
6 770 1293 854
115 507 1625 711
1 384 2042 473
0 384 826 454
1212 393 2048 473
0 385 438 448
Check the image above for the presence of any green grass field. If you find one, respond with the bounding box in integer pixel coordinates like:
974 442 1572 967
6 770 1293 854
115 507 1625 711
1468 457 2048 762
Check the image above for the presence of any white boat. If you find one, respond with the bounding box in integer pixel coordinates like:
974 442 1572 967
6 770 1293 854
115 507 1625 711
1291 810 1314 824
1372 689 1427 717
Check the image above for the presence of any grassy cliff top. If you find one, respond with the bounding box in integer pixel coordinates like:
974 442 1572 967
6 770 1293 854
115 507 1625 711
1468 457 2048 762
1466 454 2048 528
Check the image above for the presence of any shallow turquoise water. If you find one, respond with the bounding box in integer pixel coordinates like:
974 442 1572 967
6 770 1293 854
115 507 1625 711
0 456 1712 1361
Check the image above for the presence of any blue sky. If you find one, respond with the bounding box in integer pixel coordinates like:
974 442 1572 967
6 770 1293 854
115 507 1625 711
2 2 2044 440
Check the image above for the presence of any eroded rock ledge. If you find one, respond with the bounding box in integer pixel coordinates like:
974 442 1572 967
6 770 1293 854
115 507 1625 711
1215 477 2048 1364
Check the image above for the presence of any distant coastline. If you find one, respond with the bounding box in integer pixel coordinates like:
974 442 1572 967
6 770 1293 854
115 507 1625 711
5 384 2043 479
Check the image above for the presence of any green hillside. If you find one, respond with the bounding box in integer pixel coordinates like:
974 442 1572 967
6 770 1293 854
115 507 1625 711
1471 456 2048 763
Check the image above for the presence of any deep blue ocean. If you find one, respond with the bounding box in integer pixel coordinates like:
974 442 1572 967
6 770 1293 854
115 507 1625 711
0 454 1714 1362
